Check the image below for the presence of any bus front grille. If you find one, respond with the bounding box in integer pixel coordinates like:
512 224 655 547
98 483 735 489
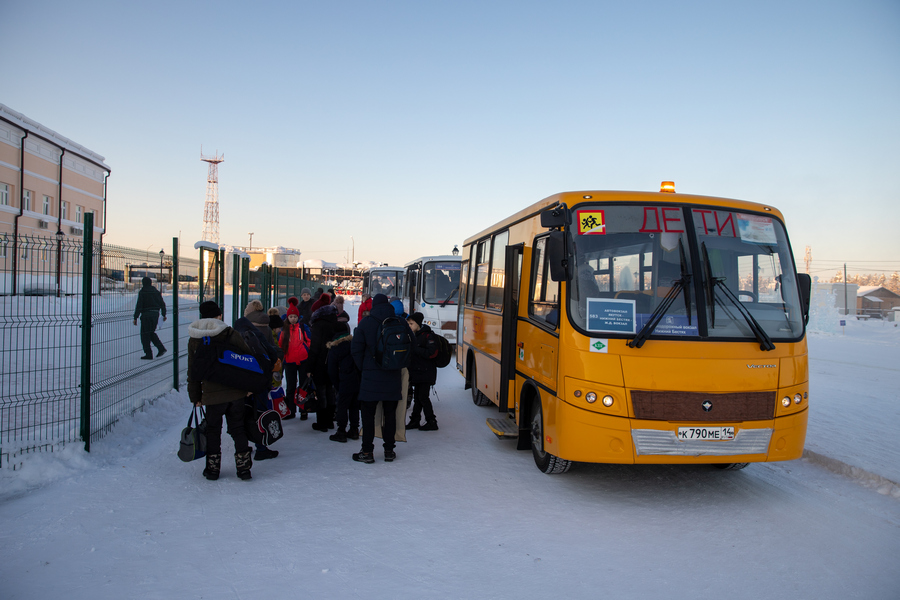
630 390 776 422
631 428 773 456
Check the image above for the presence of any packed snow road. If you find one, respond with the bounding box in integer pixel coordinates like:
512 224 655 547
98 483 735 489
1 362 898 599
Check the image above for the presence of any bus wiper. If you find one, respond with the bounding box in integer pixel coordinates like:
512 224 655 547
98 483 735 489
701 243 775 351
440 285 459 307
629 240 692 349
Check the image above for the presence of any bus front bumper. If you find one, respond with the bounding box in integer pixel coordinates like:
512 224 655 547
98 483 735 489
545 398 808 465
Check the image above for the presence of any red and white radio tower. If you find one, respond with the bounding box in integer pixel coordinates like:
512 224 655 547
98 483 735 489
201 148 224 246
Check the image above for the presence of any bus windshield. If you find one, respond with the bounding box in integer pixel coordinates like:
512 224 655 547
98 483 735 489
369 271 403 297
566 204 804 343
423 261 461 305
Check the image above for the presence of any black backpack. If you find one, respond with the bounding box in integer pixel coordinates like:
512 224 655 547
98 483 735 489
374 315 413 370
433 332 452 368
191 331 271 392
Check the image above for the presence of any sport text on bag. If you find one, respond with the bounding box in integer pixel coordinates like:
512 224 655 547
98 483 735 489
191 333 271 392
374 315 413 370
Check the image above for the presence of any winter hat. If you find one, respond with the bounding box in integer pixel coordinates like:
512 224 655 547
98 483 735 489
199 301 222 319
286 296 300 318
372 293 389 306
301 288 312 297
390 299 404 316
141 276 152 286
244 299 264 317
268 312 284 330
408 312 424 328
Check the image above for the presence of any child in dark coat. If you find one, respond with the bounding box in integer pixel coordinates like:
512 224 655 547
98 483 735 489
406 312 440 430
326 322 361 442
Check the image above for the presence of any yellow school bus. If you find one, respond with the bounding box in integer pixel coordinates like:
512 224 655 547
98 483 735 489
458 184 811 473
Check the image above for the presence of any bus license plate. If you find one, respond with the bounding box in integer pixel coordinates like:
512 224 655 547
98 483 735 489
678 427 735 441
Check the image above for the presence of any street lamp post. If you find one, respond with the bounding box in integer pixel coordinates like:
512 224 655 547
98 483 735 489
159 249 165 283
248 232 254 252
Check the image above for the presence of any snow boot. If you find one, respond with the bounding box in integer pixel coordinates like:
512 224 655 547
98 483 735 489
406 419 421 430
329 430 348 443
203 453 221 480
420 419 439 431
352 451 375 464
384 450 396 462
347 427 359 440
255 447 279 460
235 449 252 480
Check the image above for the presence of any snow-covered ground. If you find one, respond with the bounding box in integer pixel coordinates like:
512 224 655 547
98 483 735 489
1 306 898 599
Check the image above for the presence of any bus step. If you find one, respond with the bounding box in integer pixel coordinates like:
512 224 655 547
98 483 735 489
486 417 518 439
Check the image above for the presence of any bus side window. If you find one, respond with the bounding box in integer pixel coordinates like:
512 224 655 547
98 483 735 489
530 236 560 327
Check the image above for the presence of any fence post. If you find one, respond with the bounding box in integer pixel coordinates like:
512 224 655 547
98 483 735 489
80 213 94 452
241 256 249 316
198 247 205 302
272 266 280 309
232 252 240 325
172 237 180 390
218 248 226 310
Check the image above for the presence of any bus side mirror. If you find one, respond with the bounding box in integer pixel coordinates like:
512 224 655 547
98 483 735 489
541 205 568 228
797 273 811 324
547 231 569 282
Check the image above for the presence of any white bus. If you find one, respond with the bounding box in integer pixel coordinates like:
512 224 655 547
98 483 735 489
361 265 405 299
402 255 462 345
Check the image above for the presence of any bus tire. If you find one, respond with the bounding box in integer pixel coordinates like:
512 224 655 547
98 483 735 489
713 463 749 470
530 400 572 474
470 362 492 406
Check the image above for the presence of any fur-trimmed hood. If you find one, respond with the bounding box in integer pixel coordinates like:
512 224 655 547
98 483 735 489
326 332 352 349
188 318 229 339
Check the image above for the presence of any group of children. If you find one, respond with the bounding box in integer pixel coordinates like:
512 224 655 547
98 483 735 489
187 288 442 480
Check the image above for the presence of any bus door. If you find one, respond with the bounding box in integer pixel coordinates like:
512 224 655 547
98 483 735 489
499 244 524 414
406 263 421 315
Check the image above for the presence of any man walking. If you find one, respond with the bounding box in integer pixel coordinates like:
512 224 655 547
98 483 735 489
133 276 167 360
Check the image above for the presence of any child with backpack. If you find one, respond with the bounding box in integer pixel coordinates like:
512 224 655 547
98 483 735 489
406 312 440 431
279 296 311 420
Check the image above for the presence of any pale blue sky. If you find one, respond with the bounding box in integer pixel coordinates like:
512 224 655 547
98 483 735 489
2 0 898 276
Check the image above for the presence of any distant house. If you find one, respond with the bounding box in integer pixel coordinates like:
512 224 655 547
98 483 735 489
856 286 900 318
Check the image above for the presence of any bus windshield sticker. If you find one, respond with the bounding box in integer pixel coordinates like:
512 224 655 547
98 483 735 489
635 314 698 336
737 214 777 244
434 262 461 270
589 339 609 353
587 299 636 334
577 210 606 235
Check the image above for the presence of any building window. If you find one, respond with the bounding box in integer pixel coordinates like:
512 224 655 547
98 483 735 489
76 205 83 223
92 209 98 227
43 195 51 215
61 201 68 221
0 238 6 258
24 190 32 212
0 183 9 206
41 248 49 262
21 243 28 260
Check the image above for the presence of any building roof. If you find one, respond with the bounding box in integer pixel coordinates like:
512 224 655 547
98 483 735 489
857 286 900 298
0 103 110 171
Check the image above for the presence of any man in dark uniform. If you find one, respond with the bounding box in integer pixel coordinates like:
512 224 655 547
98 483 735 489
133 276 167 359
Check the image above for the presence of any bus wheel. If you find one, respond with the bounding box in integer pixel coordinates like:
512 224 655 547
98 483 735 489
714 463 749 470
530 401 572 474
470 363 492 406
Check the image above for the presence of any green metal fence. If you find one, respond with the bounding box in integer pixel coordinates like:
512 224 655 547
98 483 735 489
0 214 200 467
0 229 324 467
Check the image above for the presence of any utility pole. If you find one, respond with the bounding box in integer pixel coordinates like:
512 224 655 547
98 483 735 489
248 232 254 252
200 148 224 246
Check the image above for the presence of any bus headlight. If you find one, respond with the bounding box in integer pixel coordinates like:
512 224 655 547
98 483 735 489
794 394 802 404
585 392 597 404
602 395 614 407
782 396 791 407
